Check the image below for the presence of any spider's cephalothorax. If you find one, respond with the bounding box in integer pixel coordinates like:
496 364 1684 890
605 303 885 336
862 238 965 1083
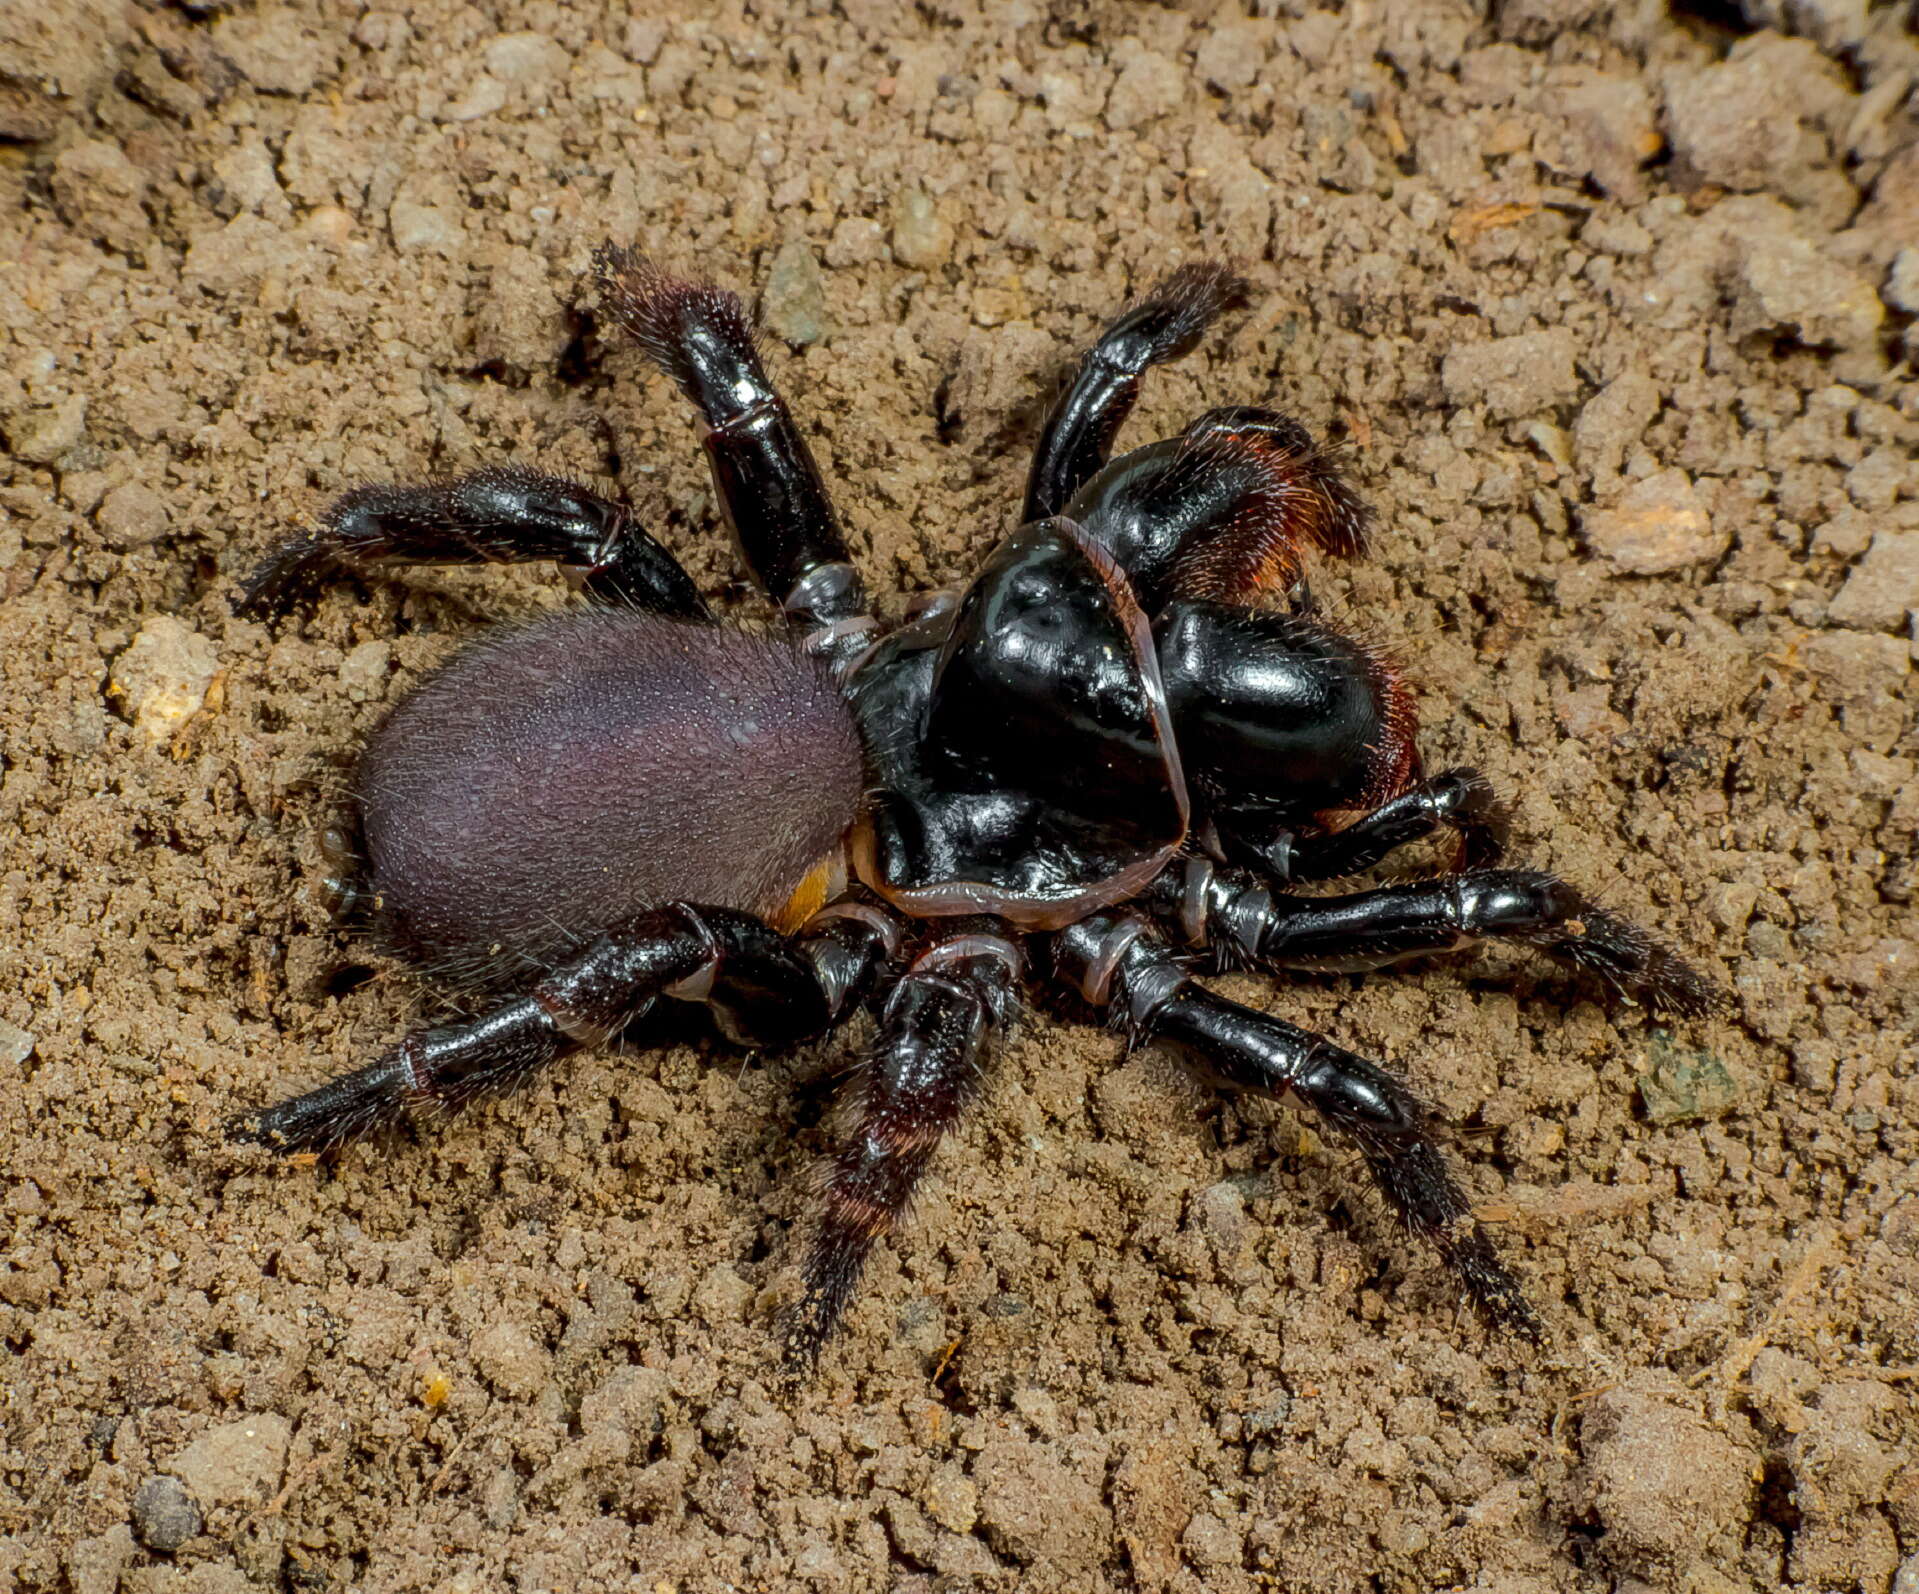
231 248 1719 1363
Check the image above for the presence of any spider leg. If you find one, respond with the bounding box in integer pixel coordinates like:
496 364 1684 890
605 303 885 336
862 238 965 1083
230 900 900 1154
592 245 872 655
1023 261 1250 525
234 465 710 621
1147 860 1722 1017
783 925 1022 1368
1221 768 1513 883
1053 914 1538 1335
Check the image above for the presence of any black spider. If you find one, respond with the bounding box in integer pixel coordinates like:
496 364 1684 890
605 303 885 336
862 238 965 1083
230 246 1719 1364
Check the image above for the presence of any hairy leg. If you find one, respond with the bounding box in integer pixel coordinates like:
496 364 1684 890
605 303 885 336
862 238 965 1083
1053 913 1538 1334
593 245 872 659
1023 261 1250 525
1210 767 1510 885
1145 859 1721 1017
231 900 900 1153
235 465 710 621
784 926 1022 1368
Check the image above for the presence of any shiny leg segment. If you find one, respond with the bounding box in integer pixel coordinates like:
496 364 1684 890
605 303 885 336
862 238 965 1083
593 245 870 639
1022 262 1250 525
1052 914 1538 1334
231 902 899 1154
1146 860 1721 1017
235 466 711 621
1218 768 1511 882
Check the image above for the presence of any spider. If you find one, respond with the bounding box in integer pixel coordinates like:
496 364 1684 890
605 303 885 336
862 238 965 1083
230 245 1718 1364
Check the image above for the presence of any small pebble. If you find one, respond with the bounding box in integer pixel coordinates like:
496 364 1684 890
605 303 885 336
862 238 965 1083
337 640 392 703
922 1463 977 1533
4 395 88 465
578 1365 666 1442
1811 507 1874 561
1549 68 1659 201
389 199 464 257
1441 329 1580 420
170 1413 290 1506
470 1320 552 1399
825 215 885 269
1193 23 1267 92
51 140 149 253
1573 367 1659 481
1195 1180 1247 1252
891 189 953 271
208 138 284 218
1580 469 1725 575
181 215 301 297
480 1466 519 1530
95 480 171 551
1662 36 1847 201
972 1431 1111 1569
1104 41 1184 131
108 618 220 743
66 1525 133 1594
1885 248 1919 316
691 1262 752 1323
0 1019 36 1066
447 74 509 122
131 1475 202 1552
215 6 333 95
484 32 567 82
1720 196 1884 354
1181 1510 1243 1571
1803 631 1910 712
1577 1384 1751 1573
761 236 830 346
1827 531 1919 633
1638 1031 1741 1124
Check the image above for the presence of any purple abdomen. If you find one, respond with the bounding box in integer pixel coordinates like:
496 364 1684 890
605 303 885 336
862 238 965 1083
357 610 865 983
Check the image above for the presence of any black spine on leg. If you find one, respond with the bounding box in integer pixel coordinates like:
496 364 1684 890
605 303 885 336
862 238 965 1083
592 244 868 632
1051 914 1539 1335
784 931 1021 1368
234 465 710 622
1023 262 1251 525
230 902 901 1156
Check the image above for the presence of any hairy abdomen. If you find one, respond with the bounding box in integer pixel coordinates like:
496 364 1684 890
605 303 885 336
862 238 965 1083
357 611 864 983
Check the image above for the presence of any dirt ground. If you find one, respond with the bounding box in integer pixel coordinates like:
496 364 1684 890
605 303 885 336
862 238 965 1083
3 1 1916 1590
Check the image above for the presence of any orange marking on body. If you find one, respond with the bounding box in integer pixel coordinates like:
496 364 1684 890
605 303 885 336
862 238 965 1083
1168 431 1370 605
1352 636 1421 809
773 853 840 933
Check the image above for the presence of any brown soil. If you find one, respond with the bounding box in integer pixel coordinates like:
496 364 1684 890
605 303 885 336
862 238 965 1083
3 3 1916 1592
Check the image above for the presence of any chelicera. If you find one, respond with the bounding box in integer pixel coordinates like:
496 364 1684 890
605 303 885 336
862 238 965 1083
231 246 1718 1363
